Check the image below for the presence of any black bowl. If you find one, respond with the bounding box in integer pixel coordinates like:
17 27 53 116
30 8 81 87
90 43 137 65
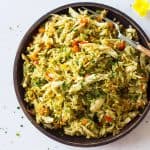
13 2 150 147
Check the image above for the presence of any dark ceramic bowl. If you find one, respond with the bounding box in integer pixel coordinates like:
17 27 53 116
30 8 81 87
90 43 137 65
13 2 150 147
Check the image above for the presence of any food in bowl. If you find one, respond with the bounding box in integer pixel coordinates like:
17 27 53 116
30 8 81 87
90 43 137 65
21 8 150 138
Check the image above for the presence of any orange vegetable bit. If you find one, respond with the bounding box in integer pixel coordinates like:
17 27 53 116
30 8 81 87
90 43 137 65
72 40 88 52
72 40 79 46
80 17 89 26
30 53 38 61
104 115 113 122
38 106 49 116
72 40 80 52
38 27 45 33
72 45 80 52
81 118 88 125
116 41 126 51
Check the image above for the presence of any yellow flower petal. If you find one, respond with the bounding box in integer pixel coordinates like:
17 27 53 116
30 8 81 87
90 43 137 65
132 0 150 17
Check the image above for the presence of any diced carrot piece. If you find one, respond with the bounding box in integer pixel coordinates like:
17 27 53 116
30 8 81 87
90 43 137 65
72 40 79 46
81 119 88 125
30 53 38 61
72 45 80 52
72 40 80 52
104 115 113 122
38 107 49 116
80 18 89 26
116 41 126 51
38 27 45 33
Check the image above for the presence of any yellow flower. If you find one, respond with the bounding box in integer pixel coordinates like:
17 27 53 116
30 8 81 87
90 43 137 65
132 0 150 16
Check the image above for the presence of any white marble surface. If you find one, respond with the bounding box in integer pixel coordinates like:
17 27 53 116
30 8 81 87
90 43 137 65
0 0 150 150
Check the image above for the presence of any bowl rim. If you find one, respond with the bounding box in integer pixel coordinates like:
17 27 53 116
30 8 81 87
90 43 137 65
13 2 150 147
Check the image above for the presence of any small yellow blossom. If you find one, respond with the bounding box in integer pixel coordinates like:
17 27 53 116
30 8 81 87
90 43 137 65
132 0 150 16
